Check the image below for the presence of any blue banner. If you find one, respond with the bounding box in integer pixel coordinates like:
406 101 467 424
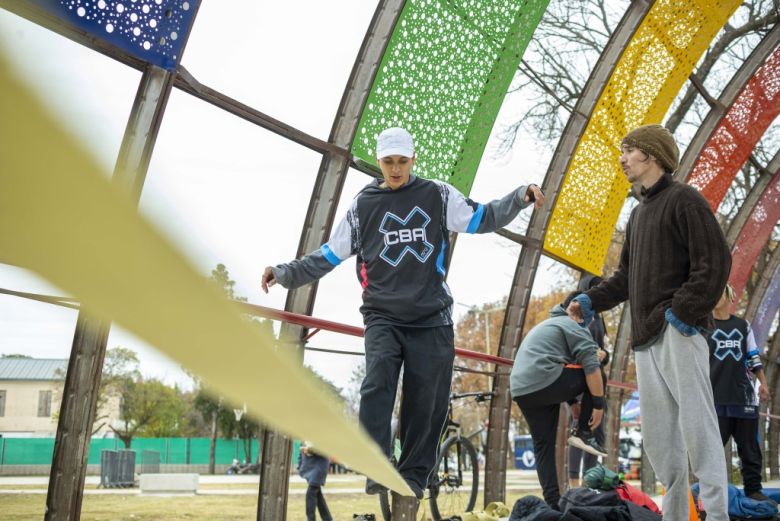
29 0 198 71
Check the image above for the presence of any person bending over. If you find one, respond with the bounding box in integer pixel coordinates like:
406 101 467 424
510 291 607 507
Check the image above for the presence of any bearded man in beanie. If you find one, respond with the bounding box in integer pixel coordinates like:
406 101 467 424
262 127 544 499
568 124 731 521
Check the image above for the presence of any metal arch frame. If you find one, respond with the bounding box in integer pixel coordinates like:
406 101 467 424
676 24 780 184
257 2 405 519
764 325 780 478
0 1 203 517
0 1 386 177
754 242 780 477
0 0 401 518
749 246 780 344
482 0 653 505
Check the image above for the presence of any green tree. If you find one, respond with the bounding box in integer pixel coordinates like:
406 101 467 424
53 346 141 435
192 263 275 471
194 389 223 474
111 377 181 447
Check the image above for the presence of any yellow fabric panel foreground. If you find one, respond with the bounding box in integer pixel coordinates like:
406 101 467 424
543 0 740 275
0 57 411 497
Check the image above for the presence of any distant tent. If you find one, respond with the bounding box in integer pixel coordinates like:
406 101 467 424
621 391 640 424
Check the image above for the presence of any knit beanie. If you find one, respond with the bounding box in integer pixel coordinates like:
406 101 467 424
621 124 679 173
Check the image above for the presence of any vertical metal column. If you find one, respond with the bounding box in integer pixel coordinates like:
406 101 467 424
604 303 632 470
483 1 652 505
45 65 176 521
256 2 405 519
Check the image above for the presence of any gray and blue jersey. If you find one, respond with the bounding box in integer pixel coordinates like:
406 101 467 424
272 175 530 327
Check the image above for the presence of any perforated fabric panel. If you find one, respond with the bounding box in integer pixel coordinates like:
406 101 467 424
687 47 780 210
351 0 549 195
751 263 780 349
29 0 198 71
729 170 780 301
543 0 740 275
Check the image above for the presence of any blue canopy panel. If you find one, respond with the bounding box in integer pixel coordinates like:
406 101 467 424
29 0 198 71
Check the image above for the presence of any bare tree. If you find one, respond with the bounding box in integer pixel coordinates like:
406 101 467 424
499 0 778 156
665 0 779 134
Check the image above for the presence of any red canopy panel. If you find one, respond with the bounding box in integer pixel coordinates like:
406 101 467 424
730 169 780 301
687 47 780 211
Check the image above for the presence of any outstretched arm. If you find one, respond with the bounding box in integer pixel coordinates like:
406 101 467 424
261 206 357 292
567 221 632 323
441 183 544 234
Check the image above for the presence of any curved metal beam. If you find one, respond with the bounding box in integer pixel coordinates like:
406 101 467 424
256 2 404 519
747 243 780 326
603 303 632 470
483 0 653 504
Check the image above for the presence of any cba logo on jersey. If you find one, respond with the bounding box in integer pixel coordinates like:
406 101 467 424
712 328 743 361
379 207 433 266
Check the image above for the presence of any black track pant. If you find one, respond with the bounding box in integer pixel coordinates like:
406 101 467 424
513 367 597 507
718 415 763 494
359 324 455 490
305 485 332 521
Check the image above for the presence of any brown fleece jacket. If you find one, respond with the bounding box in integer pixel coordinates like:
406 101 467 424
586 173 731 349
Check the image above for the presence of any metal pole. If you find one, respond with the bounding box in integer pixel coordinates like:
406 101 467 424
485 311 491 355
45 64 176 521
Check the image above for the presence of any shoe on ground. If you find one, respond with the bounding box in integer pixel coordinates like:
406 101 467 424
567 429 608 458
746 490 779 506
365 478 387 495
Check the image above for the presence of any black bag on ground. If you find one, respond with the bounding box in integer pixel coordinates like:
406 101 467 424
559 487 623 512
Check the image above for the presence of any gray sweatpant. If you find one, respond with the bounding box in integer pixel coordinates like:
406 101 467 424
635 325 728 521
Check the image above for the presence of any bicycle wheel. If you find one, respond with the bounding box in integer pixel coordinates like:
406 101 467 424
429 435 479 520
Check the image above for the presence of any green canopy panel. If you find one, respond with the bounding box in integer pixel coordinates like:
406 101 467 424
351 0 549 195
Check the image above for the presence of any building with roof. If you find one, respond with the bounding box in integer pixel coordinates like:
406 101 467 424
0 357 118 436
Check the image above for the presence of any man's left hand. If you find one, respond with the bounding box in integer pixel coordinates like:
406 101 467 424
759 385 770 402
524 184 545 209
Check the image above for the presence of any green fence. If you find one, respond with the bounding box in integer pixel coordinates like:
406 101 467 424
0 437 301 466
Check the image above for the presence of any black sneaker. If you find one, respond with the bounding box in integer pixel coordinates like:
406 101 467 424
365 478 387 495
747 490 779 506
567 429 608 457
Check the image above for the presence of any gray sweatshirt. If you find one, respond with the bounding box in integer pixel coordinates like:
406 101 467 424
510 305 601 398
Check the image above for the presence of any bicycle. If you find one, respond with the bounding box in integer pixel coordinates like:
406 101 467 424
379 391 494 521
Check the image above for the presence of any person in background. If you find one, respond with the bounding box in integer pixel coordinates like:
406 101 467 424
298 443 333 521
708 284 773 503
567 275 610 489
510 291 607 508
567 124 731 521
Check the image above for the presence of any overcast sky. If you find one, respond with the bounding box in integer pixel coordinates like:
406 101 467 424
0 1 572 393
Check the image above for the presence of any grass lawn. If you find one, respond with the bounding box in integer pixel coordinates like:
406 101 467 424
0 490 515 520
